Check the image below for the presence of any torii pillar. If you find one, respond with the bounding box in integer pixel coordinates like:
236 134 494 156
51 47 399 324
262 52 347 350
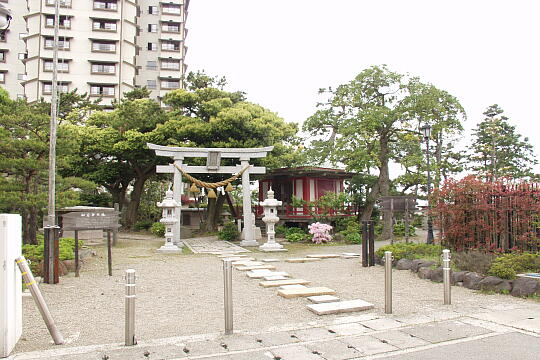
147 143 273 247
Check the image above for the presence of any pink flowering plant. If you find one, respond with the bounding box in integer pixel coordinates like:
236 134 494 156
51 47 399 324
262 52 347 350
308 222 333 244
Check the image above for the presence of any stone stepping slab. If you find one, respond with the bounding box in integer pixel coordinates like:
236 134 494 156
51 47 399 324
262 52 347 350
306 254 341 259
278 287 336 299
263 275 289 281
259 279 311 288
341 253 361 257
236 265 276 271
285 258 322 263
222 257 255 262
279 284 307 290
306 299 374 315
218 254 248 258
233 261 263 266
246 271 289 279
261 259 280 262
307 295 341 304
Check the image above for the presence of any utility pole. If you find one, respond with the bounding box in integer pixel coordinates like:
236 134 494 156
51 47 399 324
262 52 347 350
47 0 60 226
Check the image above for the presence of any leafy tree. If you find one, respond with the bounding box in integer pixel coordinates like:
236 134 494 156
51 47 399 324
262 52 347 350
468 104 537 180
303 65 465 239
0 94 95 244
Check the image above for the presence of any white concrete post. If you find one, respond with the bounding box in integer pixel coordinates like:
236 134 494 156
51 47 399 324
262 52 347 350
172 157 183 247
1 214 22 358
240 159 257 247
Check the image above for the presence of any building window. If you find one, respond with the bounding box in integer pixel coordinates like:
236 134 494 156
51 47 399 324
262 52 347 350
90 84 115 96
18 53 28 60
0 50 6 62
161 40 181 52
148 6 158 14
147 42 157 51
46 0 72 7
0 72 5 84
161 22 181 33
43 82 69 95
17 94 26 100
45 15 71 29
93 0 118 11
161 4 181 15
148 24 158 33
146 61 157 70
92 41 116 52
93 19 117 31
17 74 27 81
161 80 180 89
44 37 71 50
43 60 69 72
161 59 180 70
0 32 5 42
91 63 116 74
147 79 157 89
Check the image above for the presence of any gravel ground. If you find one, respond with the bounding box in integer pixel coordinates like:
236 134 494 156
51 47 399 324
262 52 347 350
13 234 535 353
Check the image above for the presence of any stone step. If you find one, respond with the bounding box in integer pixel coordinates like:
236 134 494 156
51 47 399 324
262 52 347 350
233 261 263 266
306 254 341 259
261 259 280 263
279 284 307 290
223 257 255 262
236 265 276 271
246 271 289 279
263 275 289 281
259 279 311 288
285 258 322 263
278 287 337 299
218 254 248 258
341 253 361 257
306 299 374 315
307 295 341 304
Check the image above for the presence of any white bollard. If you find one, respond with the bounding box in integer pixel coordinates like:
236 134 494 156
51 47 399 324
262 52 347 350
1 214 23 357
223 260 233 335
384 251 393 314
442 249 452 305
125 269 136 346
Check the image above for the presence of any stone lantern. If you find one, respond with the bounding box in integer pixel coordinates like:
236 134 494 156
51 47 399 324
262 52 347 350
259 188 287 252
156 188 181 253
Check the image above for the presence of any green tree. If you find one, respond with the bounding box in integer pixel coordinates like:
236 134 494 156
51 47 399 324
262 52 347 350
468 104 537 180
303 65 465 239
0 94 95 244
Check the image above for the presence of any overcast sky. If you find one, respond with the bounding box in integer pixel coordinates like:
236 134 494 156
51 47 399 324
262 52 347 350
186 0 540 171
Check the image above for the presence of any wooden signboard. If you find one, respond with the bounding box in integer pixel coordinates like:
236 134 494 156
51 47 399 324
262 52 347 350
61 211 120 277
380 196 417 212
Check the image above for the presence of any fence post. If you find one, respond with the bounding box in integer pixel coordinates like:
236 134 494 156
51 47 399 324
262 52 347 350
442 249 451 305
361 221 368 267
43 225 60 284
16 256 64 345
223 259 233 335
125 269 136 346
385 251 393 314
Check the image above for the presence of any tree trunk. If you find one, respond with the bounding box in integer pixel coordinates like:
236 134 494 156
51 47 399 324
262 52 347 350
360 181 380 221
125 176 148 228
434 132 443 188
202 193 226 232
379 135 393 240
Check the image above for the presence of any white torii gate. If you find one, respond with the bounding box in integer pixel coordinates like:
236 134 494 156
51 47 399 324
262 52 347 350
147 143 273 247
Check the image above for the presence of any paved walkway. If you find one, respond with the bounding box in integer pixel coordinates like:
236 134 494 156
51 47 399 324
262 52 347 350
183 236 250 254
10 304 540 360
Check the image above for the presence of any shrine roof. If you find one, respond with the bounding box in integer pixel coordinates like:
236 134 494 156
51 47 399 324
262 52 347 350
261 166 355 179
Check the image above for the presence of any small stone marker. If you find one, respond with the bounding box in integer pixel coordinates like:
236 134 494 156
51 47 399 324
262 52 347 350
306 254 341 259
263 275 289 281
278 287 336 299
236 265 276 271
307 295 340 304
306 299 374 315
261 259 280 262
259 279 311 288
285 258 322 263
279 284 308 290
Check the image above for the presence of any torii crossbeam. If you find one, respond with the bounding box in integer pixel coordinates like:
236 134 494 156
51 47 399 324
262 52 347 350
147 143 274 247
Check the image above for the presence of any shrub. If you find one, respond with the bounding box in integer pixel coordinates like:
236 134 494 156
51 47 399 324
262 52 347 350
286 233 305 243
308 222 333 244
218 222 240 241
375 222 416 237
22 235 83 275
338 219 361 244
452 251 496 275
150 222 166 237
275 225 288 238
375 242 443 262
133 219 154 231
487 253 540 280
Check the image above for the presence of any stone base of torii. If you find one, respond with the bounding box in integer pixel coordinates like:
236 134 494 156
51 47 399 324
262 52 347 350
147 143 274 247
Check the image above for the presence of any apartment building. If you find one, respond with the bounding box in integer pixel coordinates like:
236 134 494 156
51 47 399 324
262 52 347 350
0 0 189 106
